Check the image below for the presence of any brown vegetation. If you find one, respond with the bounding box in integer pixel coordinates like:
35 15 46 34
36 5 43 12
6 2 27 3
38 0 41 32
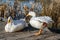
40 0 60 29
0 4 7 18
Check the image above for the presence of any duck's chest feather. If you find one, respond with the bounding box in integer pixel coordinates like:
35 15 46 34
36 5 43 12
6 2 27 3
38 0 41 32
29 19 44 29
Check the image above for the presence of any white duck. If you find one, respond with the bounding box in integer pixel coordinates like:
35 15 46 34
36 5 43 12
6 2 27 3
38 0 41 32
5 16 28 32
26 11 54 36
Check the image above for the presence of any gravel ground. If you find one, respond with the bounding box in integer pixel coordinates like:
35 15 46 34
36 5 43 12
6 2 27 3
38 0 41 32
0 21 60 40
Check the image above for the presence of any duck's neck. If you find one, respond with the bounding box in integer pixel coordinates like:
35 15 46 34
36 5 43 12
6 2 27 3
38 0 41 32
31 15 36 18
30 16 36 20
7 23 12 26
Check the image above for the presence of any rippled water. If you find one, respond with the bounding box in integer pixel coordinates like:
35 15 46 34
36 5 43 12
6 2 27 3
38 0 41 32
0 0 42 13
0 0 34 6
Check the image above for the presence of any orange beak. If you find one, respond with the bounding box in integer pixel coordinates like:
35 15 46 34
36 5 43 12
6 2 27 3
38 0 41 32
26 14 30 17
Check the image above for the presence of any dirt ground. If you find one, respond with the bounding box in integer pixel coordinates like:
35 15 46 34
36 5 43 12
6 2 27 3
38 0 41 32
0 21 60 40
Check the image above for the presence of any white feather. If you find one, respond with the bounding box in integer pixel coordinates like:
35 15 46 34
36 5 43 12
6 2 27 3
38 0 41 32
28 11 54 30
5 17 28 32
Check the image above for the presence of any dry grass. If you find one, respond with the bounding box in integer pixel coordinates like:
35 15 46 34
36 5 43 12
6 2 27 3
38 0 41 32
40 0 60 29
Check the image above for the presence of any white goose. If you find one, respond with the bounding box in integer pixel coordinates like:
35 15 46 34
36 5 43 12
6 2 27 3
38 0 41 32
5 17 28 32
26 11 54 36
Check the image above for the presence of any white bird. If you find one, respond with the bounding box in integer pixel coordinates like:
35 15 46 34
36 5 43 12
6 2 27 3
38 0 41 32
26 11 54 36
5 16 28 32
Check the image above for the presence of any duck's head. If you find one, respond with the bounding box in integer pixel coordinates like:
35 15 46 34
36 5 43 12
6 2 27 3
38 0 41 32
26 11 36 22
7 16 13 23
26 11 36 18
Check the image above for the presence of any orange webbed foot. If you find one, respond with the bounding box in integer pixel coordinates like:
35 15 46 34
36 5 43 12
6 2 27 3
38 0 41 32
34 29 43 36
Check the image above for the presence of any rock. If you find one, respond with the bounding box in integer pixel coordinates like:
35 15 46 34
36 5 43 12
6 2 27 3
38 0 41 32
45 36 57 40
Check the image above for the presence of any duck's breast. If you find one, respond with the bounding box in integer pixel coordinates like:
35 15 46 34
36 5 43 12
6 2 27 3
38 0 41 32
5 24 12 32
29 19 43 29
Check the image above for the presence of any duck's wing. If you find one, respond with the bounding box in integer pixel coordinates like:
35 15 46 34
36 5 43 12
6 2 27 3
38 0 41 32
13 19 28 27
13 20 25 25
32 16 53 23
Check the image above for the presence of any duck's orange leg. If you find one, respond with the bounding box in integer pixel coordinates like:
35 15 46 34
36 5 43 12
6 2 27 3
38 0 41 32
34 22 47 36
34 29 43 36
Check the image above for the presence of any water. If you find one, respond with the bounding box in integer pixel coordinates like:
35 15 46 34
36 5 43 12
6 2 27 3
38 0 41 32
0 0 34 6
0 0 14 6
0 0 42 20
0 0 42 13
